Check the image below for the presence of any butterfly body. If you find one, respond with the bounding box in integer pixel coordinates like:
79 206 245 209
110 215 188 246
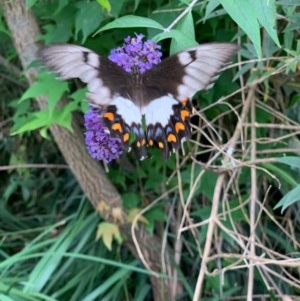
38 42 238 160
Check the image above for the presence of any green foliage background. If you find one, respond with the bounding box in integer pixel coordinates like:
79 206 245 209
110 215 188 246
1 0 300 300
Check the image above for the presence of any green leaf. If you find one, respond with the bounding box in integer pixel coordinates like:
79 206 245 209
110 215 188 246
170 11 195 54
11 110 51 135
176 10 195 40
53 0 69 15
122 193 141 209
274 184 300 213
134 0 142 11
12 91 77 135
0 14 10 36
25 0 37 9
262 163 298 187
21 72 68 112
127 208 148 224
96 222 122 251
252 0 280 47
0 293 15 301
40 6 76 44
153 29 198 55
70 88 88 112
274 156 300 168
95 15 164 35
205 0 221 19
97 0 111 13
277 0 299 5
52 102 78 131
75 1 104 43
39 127 50 139
220 0 261 59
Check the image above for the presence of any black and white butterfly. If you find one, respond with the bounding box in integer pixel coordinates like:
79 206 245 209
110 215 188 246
38 43 238 160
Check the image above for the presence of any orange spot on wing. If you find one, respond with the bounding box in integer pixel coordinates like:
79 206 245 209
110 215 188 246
148 139 154 146
123 133 129 142
167 133 177 143
103 112 114 121
175 122 185 132
158 142 164 149
180 109 190 121
181 99 188 106
112 123 122 132
136 139 146 148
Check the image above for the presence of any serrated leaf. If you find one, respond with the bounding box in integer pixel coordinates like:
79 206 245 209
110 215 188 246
97 0 111 12
52 102 77 132
96 222 122 251
127 208 148 224
75 1 104 43
252 0 280 47
21 72 68 112
220 0 261 59
95 15 164 35
274 156 300 168
122 193 140 209
274 184 300 213
11 110 51 135
143 207 166 224
41 6 76 44
11 103 75 135
69 88 87 103
70 87 88 112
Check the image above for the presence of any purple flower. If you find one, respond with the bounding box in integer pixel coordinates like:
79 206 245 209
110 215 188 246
84 109 123 164
108 33 162 74
84 34 162 163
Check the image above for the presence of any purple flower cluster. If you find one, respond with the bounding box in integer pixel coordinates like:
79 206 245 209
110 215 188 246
108 33 162 73
84 34 162 163
84 109 123 164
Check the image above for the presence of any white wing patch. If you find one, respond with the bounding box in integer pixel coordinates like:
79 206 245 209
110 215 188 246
176 43 238 99
111 96 142 126
142 96 178 127
87 88 111 105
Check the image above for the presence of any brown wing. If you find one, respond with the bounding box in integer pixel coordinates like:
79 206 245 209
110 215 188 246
38 44 132 106
141 43 238 102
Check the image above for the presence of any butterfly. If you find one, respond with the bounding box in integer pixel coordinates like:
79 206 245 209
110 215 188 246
38 42 238 160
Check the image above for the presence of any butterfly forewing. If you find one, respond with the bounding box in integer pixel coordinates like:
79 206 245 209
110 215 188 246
142 43 238 101
38 45 132 106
